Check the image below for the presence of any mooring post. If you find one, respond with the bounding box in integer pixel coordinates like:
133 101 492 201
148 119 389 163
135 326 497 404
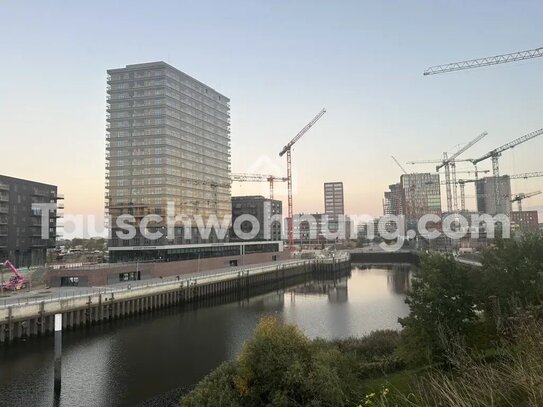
54 313 62 396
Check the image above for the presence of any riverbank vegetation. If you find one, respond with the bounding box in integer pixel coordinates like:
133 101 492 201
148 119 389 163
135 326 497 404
181 232 543 406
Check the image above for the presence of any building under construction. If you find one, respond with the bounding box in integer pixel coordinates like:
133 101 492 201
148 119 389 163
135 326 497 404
383 183 404 216
475 176 512 215
400 173 442 224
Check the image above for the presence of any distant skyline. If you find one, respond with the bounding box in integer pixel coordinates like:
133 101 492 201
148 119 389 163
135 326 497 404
1 1 543 237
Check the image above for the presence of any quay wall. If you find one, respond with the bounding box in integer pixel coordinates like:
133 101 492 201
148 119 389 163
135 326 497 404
1 257 350 345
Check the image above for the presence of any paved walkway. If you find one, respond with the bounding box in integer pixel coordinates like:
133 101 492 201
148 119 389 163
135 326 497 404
0 257 319 308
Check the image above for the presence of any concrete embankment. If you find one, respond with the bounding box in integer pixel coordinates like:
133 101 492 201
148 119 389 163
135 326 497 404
0 256 350 345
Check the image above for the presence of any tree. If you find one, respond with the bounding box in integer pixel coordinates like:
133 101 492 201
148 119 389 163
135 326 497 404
235 315 347 406
399 254 477 365
182 316 350 406
476 233 543 322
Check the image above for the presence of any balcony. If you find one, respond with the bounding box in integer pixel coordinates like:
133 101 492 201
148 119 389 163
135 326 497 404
31 239 48 247
0 206 8 214
0 193 8 202
30 217 42 226
0 183 8 191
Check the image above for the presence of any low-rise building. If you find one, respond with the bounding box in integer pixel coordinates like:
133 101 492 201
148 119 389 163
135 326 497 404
231 195 282 241
511 210 539 233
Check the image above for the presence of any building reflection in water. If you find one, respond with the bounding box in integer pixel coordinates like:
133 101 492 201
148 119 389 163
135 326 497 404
355 264 413 295
288 276 349 303
387 265 413 294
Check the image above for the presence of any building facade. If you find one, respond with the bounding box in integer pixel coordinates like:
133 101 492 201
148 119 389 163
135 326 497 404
400 173 441 232
106 62 232 260
511 210 539 232
293 213 351 245
0 175 62 267
231 195 282 241
475 176 512 216
383 182 404 216
324 182 344 215
400 173 442 217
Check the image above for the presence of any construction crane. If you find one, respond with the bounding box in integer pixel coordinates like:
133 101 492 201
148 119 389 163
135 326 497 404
471 128 543 177
458 171 543 211
511 191 542 212
422 46 543 212
391 156 408 174
423 46 543 75
279 108 327 250
408 131 487 212
439 132 487 212
231 173 288 199
470 128 543 212
430 171 543 212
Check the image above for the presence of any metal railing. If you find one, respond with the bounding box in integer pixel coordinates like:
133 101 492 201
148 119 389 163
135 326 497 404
0 255 349 309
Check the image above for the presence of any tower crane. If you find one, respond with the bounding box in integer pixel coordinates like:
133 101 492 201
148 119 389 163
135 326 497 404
511 191 542 212
438 131 487 212
434 171 543 211
279 108 326 251
470 128 543 212
423 46 543 213
470 128 543 177
423 46 543 75
391 156 408 174
456 171 543 212
231 173 288 200
408 131 487 212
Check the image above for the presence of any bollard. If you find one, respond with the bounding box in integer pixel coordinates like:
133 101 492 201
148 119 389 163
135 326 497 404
54 313 62 396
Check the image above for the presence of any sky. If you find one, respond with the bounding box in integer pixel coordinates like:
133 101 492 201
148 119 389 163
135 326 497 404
1 1 543 237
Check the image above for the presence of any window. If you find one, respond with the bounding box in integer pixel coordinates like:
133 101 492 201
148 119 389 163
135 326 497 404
61 277 79 287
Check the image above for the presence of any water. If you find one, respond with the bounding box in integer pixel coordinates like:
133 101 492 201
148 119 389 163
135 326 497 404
0 266 411 407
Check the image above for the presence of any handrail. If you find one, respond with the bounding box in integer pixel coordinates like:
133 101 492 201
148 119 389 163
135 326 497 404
0 255 349 309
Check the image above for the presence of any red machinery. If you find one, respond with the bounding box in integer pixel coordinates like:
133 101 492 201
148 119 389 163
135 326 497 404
1 260 28 291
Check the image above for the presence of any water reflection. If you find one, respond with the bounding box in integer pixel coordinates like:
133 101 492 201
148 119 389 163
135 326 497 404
0 266 412 407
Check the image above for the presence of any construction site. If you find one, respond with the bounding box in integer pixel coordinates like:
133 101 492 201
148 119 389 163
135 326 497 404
381 46 543 251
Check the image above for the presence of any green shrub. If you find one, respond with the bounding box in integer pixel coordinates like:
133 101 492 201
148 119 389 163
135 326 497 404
181 317 404 406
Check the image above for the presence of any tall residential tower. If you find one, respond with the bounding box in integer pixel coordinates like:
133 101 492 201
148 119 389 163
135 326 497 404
324 182 344 215
106 62 232 260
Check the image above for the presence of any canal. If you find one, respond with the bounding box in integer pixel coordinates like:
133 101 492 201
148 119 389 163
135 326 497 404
0 265 412 407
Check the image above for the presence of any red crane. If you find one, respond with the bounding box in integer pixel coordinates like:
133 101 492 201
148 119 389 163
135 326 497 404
1 260 28 291
279 108 326 250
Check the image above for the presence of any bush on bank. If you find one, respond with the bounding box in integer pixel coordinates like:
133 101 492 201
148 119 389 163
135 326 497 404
181 317 403 407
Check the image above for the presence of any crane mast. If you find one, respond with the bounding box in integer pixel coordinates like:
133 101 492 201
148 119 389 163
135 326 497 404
410 132 486 212
471 128 543 176
512 190 541 212
424 46 543 75
279 108 326 251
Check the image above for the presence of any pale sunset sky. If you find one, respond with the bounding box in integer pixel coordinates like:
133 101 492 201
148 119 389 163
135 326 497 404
1 1 542 237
